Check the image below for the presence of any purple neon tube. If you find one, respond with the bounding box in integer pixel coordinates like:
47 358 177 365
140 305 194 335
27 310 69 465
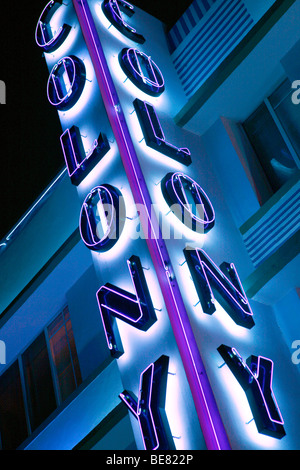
72 0 231 451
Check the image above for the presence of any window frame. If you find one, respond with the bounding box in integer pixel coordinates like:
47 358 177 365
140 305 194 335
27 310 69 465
0 304 81 448
241 77 300 204
46 306 82 404
264 95 300 169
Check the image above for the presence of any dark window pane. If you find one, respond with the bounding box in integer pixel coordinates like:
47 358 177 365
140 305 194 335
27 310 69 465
63 307 82 387
0 361 28 449
22 333 57 431
243 102 298 193
48 307 81 403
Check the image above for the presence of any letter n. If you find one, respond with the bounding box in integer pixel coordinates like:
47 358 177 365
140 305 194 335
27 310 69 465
183 247 254 329
96 255 157 357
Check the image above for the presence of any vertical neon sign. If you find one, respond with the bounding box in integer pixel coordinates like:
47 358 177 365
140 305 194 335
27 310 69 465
71 0 230 450
35 0 285 450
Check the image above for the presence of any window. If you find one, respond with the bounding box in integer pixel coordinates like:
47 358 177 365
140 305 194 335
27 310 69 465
22 333 57 432
0 306 81 449
0 361 28 449
242 78 300 200
47 306 82 402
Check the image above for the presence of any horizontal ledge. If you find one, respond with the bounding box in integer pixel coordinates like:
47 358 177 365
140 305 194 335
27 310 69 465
244 229 300 298
174 0 296 128
239 171 300 236
0 228 81 328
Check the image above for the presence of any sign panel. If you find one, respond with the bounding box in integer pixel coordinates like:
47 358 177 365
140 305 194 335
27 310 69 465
36 0 294 451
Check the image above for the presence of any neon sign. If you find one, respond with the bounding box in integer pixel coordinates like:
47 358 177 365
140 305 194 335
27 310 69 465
119 48 165 96
35 0 72 52
47 55 86 111
184 247 254 329
119 355 175 450
60 126 110 186
36 0 286 450
70 0 231 448
133 99 192 166
101 0 145 44
96 255 157 357
79 184 125 252
218 345 285 439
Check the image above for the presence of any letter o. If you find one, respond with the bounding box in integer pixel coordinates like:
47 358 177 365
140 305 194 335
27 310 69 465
79 184 125 252
119 48 165 96
161 172 215 234
47 55 86 111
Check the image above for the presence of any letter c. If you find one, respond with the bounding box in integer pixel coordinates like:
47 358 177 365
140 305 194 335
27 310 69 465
35 1 72 52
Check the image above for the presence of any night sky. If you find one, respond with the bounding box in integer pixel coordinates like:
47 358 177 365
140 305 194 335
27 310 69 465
0 0 193 241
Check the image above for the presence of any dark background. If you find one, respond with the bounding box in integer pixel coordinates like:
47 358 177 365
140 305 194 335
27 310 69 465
0 0 193 240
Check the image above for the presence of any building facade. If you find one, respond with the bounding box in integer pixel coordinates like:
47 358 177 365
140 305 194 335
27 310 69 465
0 0 299 450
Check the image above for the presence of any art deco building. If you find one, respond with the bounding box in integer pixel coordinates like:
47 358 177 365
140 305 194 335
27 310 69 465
0 0 299 451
